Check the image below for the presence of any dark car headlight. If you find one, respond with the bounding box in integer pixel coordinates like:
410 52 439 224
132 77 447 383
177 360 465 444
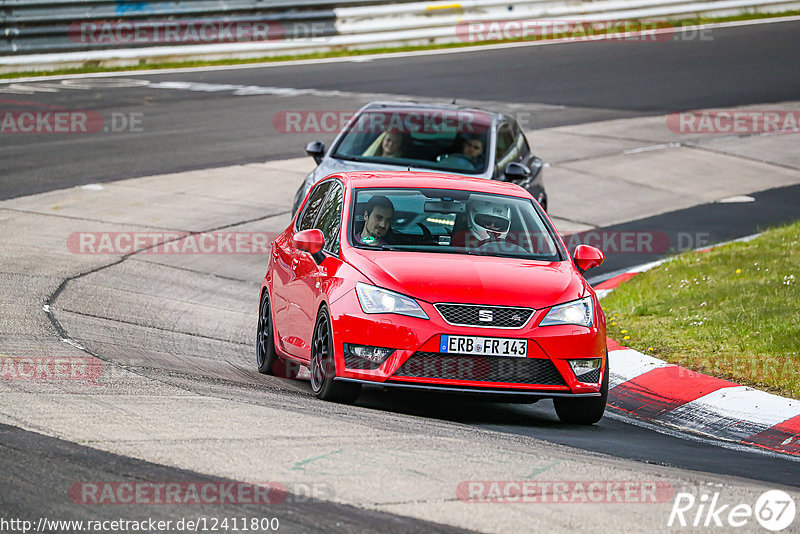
568 358 602 382
344 343 395 364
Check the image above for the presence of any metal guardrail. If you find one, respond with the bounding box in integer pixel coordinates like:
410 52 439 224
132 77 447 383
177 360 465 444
1 0 799 70
1 0 412 54
2 0 396 23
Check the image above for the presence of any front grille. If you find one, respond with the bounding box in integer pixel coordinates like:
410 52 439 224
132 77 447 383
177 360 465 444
576 367 601 384
435 304 534 328
344 354 382 370
393 352 566 385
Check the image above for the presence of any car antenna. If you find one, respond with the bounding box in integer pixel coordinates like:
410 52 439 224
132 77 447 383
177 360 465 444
451 98 457 105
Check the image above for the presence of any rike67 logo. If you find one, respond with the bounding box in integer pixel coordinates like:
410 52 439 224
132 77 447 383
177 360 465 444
668 490 796 531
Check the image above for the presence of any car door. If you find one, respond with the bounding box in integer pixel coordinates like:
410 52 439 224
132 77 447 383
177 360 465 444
272 180 332 357
282 180 344 360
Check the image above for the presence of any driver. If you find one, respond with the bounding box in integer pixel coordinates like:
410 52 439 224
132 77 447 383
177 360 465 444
451 198 512 249
436 134 486 169
356 195 394 247
460 135 485 162
468 199 511 242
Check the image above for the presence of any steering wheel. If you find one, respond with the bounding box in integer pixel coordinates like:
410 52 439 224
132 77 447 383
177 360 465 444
416 223 433 242
435 153 476 169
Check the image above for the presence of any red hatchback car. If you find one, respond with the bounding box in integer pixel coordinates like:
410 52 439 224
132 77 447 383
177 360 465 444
257 172 608 424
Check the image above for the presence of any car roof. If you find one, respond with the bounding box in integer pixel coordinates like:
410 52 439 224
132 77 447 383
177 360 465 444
362 100 495 112
334 171 531 198
362 101 500 119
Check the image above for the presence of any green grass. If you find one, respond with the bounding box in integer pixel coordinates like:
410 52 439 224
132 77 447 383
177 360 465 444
2 11 799 79
603 221 800 399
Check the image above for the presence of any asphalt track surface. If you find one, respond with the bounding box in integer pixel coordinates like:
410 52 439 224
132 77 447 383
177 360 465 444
589 183 800 279
356 389 800 488
2 19 800 529
0 424 469 533
2 19 800 200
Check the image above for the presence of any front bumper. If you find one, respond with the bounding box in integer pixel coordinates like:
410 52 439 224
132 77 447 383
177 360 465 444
333 377 602 398
329 291 606 396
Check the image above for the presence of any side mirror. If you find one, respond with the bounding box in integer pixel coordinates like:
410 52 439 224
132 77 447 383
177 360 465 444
305 141 326 164
293 229 325 263
504 162 532 182
573 244 604 273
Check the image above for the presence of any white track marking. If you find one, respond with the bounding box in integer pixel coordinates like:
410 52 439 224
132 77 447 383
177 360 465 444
608 348 672 387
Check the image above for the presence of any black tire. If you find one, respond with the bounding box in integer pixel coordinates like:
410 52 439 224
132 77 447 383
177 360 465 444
256 290 279 375
309 307 361 403
554 356 609 425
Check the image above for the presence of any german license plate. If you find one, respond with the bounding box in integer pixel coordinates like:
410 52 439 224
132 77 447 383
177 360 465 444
439 335 527 357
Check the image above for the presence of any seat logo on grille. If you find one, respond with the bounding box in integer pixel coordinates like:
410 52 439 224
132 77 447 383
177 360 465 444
478 310 493 322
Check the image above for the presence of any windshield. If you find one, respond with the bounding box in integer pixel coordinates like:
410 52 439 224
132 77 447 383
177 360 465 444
332 108 493 175
351 188 563 261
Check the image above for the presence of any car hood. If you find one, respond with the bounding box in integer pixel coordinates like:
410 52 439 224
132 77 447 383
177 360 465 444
345 249 587 309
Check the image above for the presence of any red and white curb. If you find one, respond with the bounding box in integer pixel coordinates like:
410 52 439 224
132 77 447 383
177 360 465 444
595 236 800 457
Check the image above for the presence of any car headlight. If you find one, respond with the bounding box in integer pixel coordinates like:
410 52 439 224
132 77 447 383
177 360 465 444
355 282 429 319
540 296 593 327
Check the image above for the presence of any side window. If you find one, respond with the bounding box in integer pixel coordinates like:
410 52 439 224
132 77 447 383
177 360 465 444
314 183 344 255
298 181 332 231
495 124 515 161
514 121 531 158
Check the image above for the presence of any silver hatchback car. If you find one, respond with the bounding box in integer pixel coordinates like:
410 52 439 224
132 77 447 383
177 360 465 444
292 101 547 214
